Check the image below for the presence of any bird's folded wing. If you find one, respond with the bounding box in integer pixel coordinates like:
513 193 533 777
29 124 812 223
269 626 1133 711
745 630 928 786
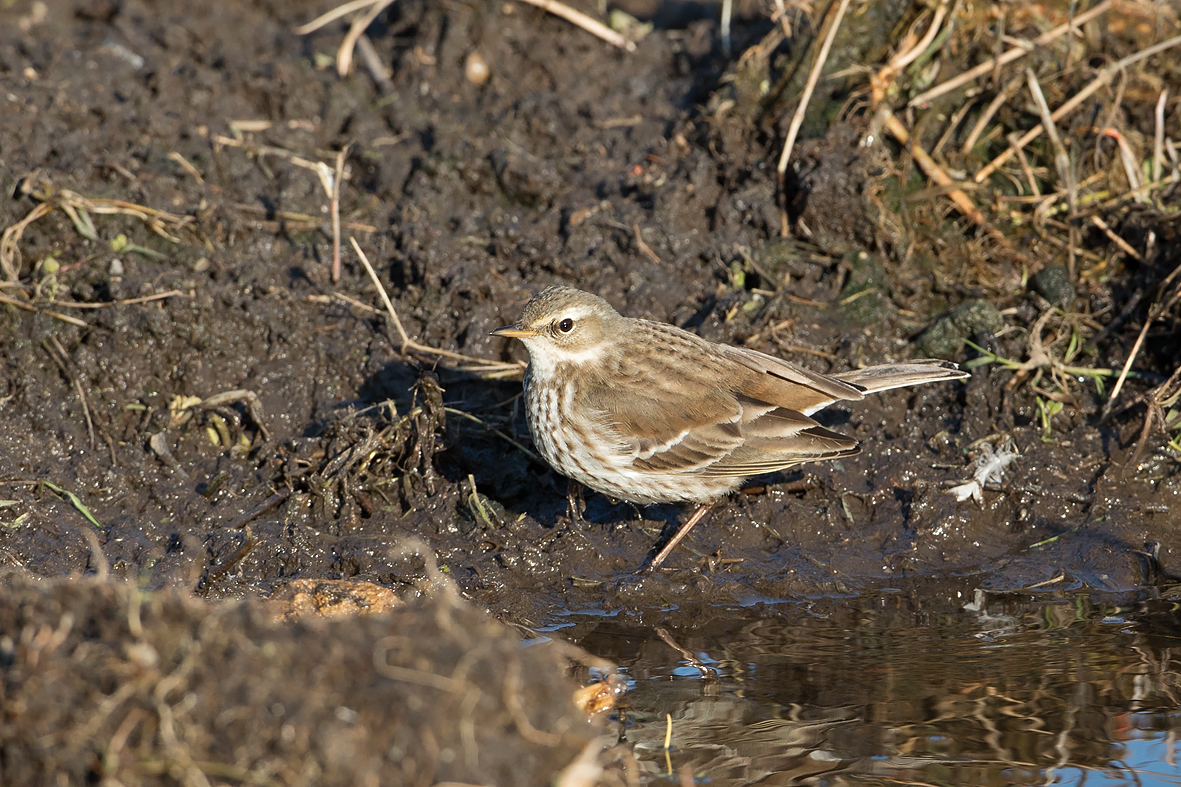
699 407 859 476
589 384 746 474
630 419 745 473
602 389 857 477
717 345 867 412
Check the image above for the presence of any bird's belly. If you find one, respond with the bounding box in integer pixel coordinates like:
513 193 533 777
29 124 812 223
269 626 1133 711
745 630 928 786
525 376 736 504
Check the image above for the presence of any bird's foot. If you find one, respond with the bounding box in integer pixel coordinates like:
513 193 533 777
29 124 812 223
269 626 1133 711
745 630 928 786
565 479 588 529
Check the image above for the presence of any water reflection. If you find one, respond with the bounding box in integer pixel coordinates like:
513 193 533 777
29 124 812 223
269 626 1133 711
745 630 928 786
570 590 1181 785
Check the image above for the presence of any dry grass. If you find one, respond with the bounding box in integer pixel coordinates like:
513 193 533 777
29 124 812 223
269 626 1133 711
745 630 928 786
750 0 1181 458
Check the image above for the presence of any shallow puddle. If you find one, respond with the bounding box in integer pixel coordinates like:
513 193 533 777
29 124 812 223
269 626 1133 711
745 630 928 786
563 588 1181 785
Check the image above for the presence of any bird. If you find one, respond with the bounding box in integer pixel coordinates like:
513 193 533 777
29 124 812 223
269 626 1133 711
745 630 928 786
491 286 968 571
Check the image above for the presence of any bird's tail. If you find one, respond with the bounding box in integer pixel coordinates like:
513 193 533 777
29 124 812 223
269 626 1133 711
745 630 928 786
832 359 969 394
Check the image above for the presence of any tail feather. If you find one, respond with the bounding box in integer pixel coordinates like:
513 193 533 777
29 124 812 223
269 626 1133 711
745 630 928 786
832 359 968 394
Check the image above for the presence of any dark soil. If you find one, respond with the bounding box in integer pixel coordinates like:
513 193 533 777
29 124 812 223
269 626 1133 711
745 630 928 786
2 0 1180 782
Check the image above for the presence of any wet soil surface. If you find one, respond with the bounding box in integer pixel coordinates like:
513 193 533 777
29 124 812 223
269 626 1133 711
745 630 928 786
2 0 1181 781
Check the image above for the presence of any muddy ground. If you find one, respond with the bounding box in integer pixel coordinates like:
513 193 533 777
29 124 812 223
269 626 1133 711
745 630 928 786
1 0 1180 782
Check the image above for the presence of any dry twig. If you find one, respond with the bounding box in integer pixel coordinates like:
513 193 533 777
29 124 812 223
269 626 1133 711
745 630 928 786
962 75 1024 153
445 407 544 465
232 203 376 233
335 0 398 76
1 175 191 282
331 145 349 283
855 2 998 232
974 34 1181 184
908 0 1113 107
1154 89 1168 185
43 337 96 450
1105 261 1181 414
1089 216 1142 262
293 0 377 34
294 0 397 76
869 0 950 106
1122 366 1181 474
1105 128 1143 193
0 292 87 326
356 33 395 94
297 0 635 60
777 0 854 213
215 135 369 259
349 238 524 378
1025 69 1075 212
883 113 997 233
632 225 662 264
52 290 189 309
168 152 205 184
515 0 636 51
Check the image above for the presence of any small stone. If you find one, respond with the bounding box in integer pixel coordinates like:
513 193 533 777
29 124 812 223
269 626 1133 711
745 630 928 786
1030 264 1075 306
948 299 1005 335
916 299 1005 358
916 316 967 359
464 51 490 85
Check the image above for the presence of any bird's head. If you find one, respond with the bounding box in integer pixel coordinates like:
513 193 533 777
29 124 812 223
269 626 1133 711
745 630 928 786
491 286 622 370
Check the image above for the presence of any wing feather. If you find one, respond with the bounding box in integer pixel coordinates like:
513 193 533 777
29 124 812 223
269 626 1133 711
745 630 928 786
632 420 744 473
716 344 866 412
700 411 859 477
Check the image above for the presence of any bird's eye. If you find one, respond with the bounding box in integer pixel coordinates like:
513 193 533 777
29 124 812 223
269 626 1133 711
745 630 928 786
557 318 575 334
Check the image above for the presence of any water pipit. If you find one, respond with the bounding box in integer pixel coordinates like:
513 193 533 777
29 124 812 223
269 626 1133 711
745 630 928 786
492 286 968 572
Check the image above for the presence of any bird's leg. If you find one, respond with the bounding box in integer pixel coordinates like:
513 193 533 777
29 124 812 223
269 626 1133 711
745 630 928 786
565 478 587 527
642 503 712 573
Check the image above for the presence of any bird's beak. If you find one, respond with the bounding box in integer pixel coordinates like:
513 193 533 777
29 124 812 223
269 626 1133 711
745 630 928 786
490 322 539 339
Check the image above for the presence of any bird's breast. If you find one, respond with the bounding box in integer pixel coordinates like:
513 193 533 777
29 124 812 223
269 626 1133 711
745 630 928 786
521 364 736 504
